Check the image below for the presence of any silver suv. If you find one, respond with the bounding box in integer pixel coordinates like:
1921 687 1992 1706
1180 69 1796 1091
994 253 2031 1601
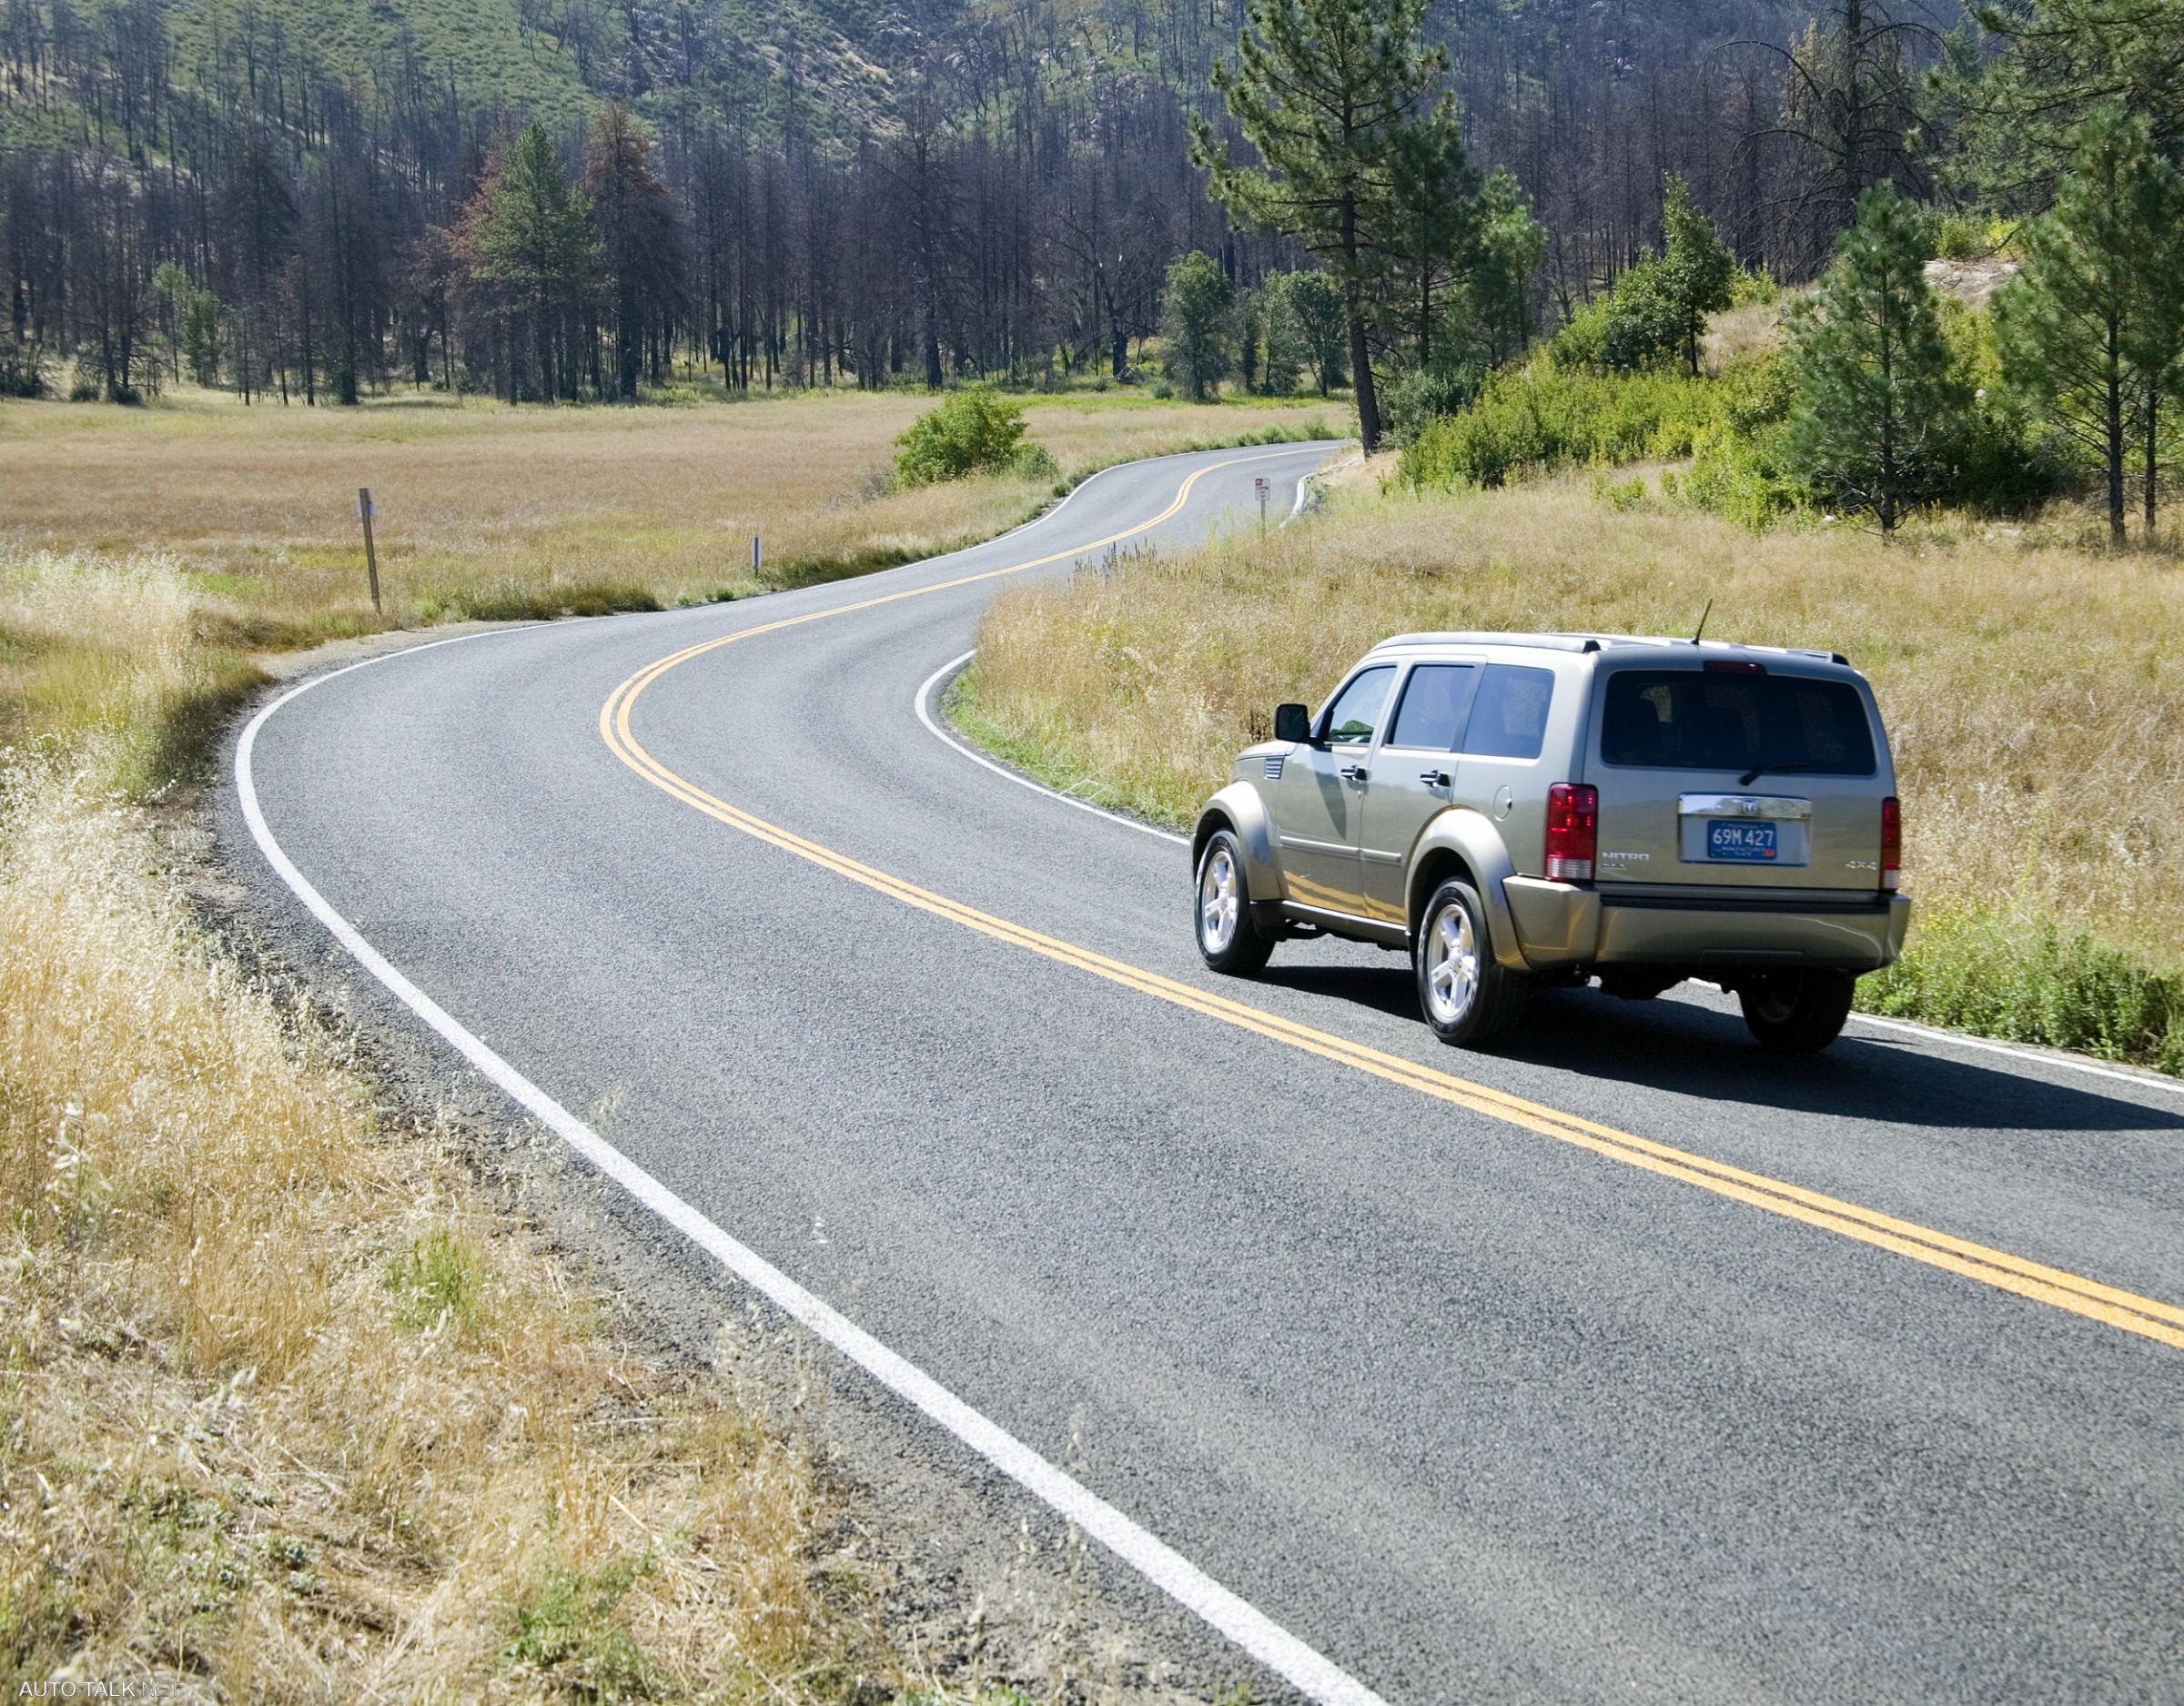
1191 632 1910 1052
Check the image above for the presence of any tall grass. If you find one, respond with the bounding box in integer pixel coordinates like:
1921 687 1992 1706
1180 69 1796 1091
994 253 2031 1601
0 771 864 1695
967 477 2184 1070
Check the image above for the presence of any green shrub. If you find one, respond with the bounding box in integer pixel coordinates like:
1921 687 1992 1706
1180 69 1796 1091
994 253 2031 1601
1008 441 1059 481
1684 421 1806 528
1379 365 1481 448
1864 904 2184 1074
1728 266 1779 307
894 387 1033 486
0 340 49 398
1398 357 1722 488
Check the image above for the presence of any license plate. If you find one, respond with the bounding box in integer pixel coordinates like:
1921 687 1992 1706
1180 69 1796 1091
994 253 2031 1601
1707 820 1778 862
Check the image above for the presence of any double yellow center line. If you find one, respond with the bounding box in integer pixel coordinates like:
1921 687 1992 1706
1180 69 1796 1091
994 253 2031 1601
600 451 2184 1354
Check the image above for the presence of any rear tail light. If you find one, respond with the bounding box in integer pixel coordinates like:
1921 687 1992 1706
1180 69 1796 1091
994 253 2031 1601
1545 782 1598 882
1880 795 1900 891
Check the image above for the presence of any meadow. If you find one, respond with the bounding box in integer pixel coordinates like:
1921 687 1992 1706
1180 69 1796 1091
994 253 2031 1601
961 470 2184 1070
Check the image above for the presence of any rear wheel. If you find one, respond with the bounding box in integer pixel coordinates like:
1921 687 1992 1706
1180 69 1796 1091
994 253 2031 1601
1737 969 1856 1053
1415 878 1528 1047
1196 829 1275 976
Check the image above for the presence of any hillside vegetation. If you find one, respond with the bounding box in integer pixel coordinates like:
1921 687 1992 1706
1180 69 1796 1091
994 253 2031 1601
962 477 2184 1071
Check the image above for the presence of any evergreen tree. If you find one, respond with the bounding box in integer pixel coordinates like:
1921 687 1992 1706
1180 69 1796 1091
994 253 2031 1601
1996 107 2184 543
1382 116 1480 373
1594 177 1735 374
1787 181 1965 534
1656 176 1738 377
464 121 599 402
1160 250 1234 400
1947 0 2184 209
1191 0 1470 452
1468 168 1546 368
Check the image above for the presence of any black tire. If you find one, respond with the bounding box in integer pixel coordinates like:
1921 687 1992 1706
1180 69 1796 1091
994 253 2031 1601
1413 877 1529 1047
1195 829 1276 976
1737 969 1856 1053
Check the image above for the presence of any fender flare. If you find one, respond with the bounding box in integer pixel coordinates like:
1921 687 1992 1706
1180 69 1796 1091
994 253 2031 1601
1193 782 1283 906
1405 807 1530 972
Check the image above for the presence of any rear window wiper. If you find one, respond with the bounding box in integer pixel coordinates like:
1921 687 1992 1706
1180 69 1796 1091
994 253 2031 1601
1735 759 1833 787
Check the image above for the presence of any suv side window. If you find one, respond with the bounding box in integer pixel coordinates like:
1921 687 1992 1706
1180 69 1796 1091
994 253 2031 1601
1461 664 1555 759
1385 663 1476 750
1318 665 1398 745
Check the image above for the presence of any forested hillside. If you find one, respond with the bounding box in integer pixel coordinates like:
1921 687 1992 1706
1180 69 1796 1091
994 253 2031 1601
1 0 1869 407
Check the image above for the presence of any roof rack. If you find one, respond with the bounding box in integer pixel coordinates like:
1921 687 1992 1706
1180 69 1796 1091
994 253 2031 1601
1365 632 1855 667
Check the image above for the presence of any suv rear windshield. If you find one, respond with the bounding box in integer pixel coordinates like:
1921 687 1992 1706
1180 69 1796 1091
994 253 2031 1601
1601 670 1876 775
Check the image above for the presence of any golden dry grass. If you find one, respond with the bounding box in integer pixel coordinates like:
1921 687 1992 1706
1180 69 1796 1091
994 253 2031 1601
967 477 2184 964
0 389 1340 641
1 765 885 1701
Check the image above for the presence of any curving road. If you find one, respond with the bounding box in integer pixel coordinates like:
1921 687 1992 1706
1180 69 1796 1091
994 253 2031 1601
229 445 2184 1705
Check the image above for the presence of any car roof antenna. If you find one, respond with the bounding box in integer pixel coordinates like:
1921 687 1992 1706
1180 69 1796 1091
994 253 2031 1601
1691 599 1713 646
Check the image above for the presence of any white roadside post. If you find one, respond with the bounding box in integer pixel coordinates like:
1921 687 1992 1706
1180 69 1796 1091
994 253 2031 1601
1255 476 1269 532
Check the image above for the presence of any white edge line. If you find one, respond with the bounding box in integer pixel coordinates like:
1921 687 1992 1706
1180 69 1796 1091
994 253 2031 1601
1845 1011 2184 1096
233 649 1388 1706
1686 979 2184 1099
915 651 1189 847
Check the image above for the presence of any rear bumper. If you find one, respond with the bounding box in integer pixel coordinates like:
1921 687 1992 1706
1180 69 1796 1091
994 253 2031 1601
1503 877 1910 973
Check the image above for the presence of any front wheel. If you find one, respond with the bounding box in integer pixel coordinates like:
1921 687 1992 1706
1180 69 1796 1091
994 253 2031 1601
1414 878 1528 1047
1737 969 1856 1053
1196 829 1275 976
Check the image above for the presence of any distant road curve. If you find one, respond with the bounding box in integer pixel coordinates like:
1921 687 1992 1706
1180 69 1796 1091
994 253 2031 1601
235 442 2184 1705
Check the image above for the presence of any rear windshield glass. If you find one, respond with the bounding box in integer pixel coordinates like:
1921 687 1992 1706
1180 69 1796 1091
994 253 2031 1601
1601 670 1876 775
1463 664 1555 760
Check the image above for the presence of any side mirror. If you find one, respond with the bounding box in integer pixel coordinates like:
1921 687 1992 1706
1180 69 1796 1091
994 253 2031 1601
1273 702 1312 744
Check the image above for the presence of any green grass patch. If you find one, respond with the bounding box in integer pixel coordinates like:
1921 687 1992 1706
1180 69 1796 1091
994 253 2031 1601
501 1555 657 1701
436 580 665 621
385 1227 492 1335
1863 905 2184 1074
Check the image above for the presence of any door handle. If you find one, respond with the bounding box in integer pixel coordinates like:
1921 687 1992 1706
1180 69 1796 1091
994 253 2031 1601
1418 769 1452 788
1340 764 1368 784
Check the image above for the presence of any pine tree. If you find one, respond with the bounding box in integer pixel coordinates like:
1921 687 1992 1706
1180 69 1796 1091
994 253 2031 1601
1467 168 1546 368
1996 106 2184 543
1656 176 1738 377
1382 116 1480 373
1787 181 1965 534
464 122 599 402
1190 0 1468 452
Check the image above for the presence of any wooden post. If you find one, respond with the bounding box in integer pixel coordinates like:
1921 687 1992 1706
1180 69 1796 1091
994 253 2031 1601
358 487 382 613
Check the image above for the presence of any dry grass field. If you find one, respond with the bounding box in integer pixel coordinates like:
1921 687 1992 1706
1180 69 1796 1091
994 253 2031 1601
963 471 2184 1067
1 388 1350 1698
1 773 872 1700
0 389 1338 644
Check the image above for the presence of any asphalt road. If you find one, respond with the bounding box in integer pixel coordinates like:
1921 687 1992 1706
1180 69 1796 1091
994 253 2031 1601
233 444 2184 1705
